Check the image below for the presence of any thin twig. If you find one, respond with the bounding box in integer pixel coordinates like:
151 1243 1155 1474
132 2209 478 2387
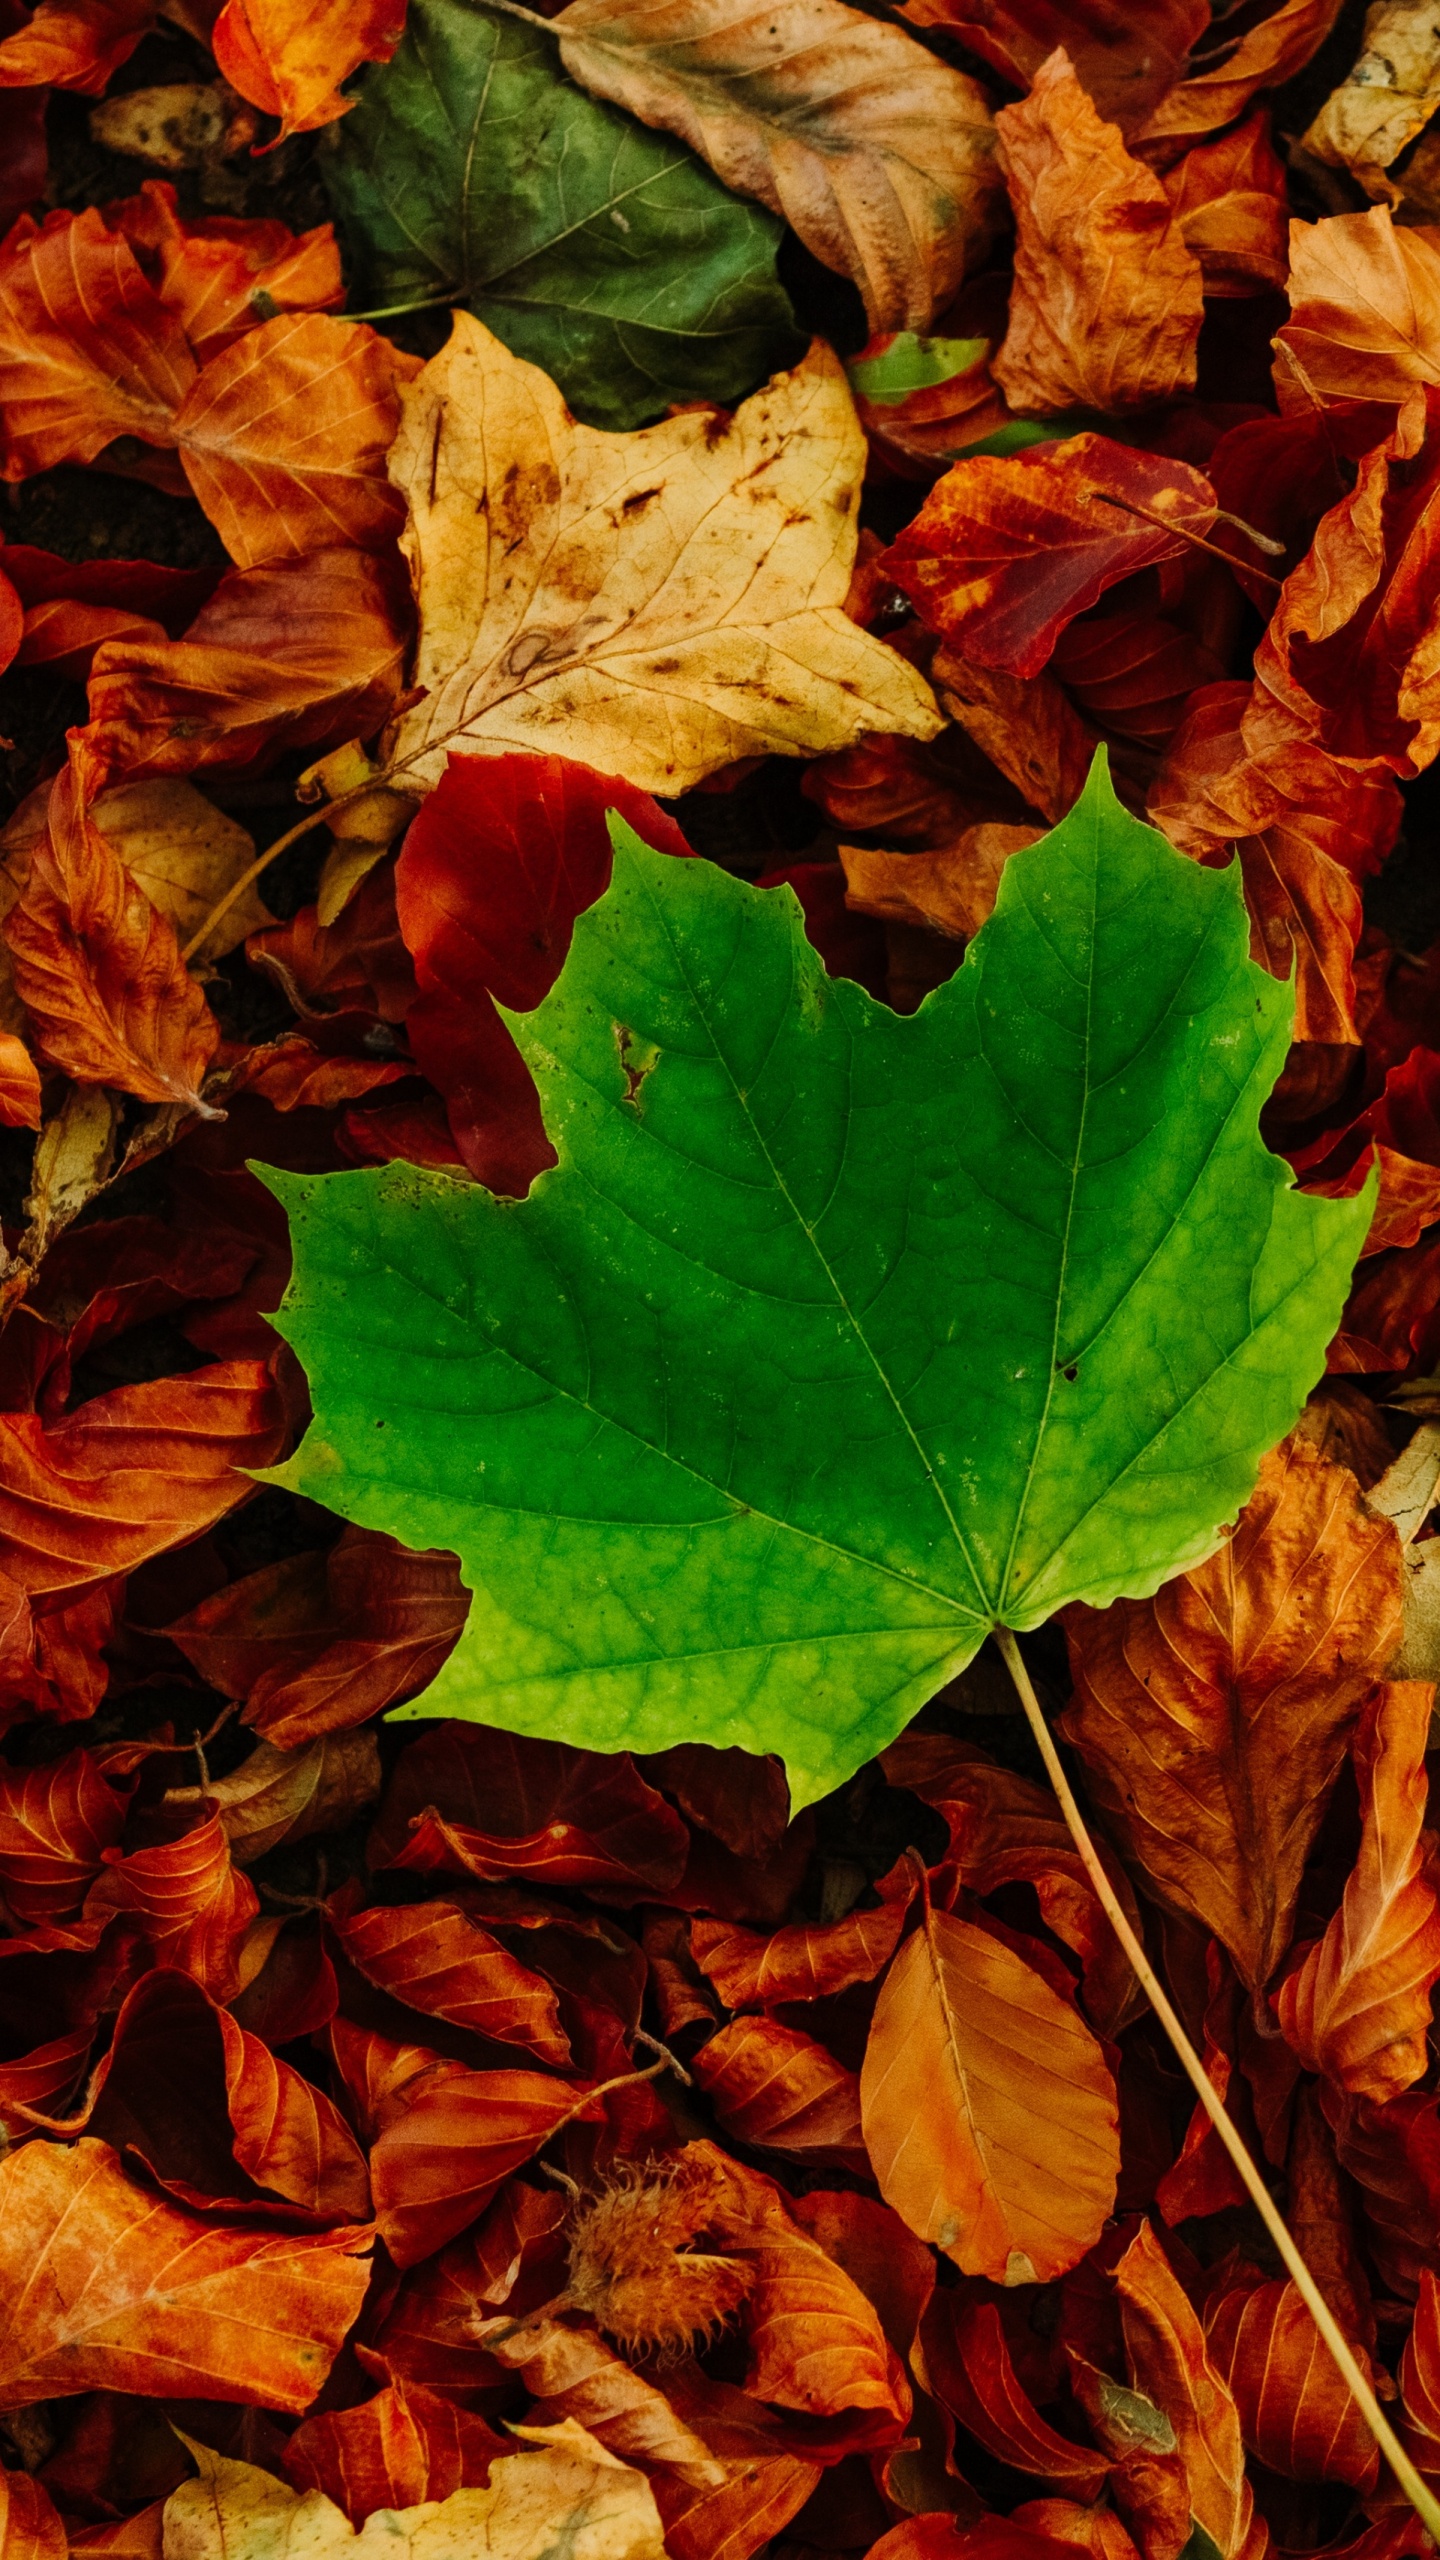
994 1627 1440 2545
1086 491 1285 590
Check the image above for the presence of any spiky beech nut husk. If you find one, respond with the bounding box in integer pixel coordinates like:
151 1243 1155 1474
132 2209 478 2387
565 2155 752 2353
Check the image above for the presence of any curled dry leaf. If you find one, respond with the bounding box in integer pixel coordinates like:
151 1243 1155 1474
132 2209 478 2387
336 1898 573 2064
1159 114 1289 296
284 2378 507 2520
840 826 1042 943
691 2016 869 2173
164 2427 667 2560
1277 1681 1440 2099
992 50 1204 417
211 0 406 137
385 318 941 794
1207 2275 1379 2488
860 1894 1119 2284
552 0 999 334
163 1730 383 1865
1138 0 1345 145
1116 2223 1263 2560
1303 1 1440 201
1063 1434 1404 1989
1278 207 1440 407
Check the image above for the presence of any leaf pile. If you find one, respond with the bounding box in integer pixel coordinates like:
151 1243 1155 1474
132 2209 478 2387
7 0 1440 2555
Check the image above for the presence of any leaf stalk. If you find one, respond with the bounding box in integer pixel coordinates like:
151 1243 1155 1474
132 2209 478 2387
994 1624 1440 2545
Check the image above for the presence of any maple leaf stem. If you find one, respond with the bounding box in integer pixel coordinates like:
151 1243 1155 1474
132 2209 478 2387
994 1622 1440 2542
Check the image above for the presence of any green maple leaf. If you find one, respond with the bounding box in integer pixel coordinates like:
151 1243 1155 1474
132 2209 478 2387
321 0 800 431
263 760 1370 1805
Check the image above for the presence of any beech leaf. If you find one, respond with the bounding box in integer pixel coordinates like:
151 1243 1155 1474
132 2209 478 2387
266 755 1367 1805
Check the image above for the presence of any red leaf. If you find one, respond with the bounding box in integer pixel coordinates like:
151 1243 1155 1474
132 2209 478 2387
394 752 690 1193
1277 1681 1440 2099
691 2017 869 2175
86 1810 258 2002
0 2136 371 2409
882 436 1217 677
370 1724 690 1897
0 1744 139 1925
212 0 407 138
0 0 155 89
892 0 1206 131
165 1526 468 1749
337 1899 572 2065
283 2379 506 2521
368 2062 588 2267
1206 2275 1378 2487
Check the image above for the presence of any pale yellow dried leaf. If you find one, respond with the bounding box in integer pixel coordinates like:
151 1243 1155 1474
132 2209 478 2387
386 317 942 795
1304 0 1440 194
553 0 998 333
993 48 1204 415
163 2428 668 2560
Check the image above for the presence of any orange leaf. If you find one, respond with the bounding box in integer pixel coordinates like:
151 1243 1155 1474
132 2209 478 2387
1206 2275 1378 2488
0 2469 64 2560
932 646 1105 821
6 761 220 1108
1138 0 1343 145
0 209 193 477
1159 113 1289 297
0 0 156 90
1278 207 1440 409
174 315 415 568
920 2292 1110 2494
689 1883 910 2009
691 2017 868 2175
87 1811 258 2002
370 1723 689 1897
108 179 344 363
699 2143 908 2422
992 50 1203 416
1277 1681 1440 2098
0 1743 137 1925
1116 2222 1264 2560
337 1899 572 2065
77 547 413 790
0 2136 371 2409
213 0 406 136
1062 1433 1404 1989
477 2311 726 2481
368 2063 589 2267
860 1895 1119 2283
0 1032 40 1131
1401 2265 1440 2479
0 1358 285 1595
284 2379 506 2523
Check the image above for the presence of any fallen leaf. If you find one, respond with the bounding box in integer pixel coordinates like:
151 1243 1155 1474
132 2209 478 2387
893 0 1206 132
77 547 413 790
1277 206 1440 407
368 2061 591 2266
552 0 1000 333
105 179 343 362
691 2016 869 2173
1116 2222 1262 2560
384 319 942 795
883 436 1217 677
0 0 156 89
3 774 267 965
992 50 1204 416
840 826 1042 941
0 2469 64 2560
919 2292 1110 2494
336 1898 573 2063
284 2379 506 2521
1159 113 1289 295
860 1893 1119 2283
0 2137 371 2409
0 1743 137 1924
163 1527 468 1749
211 0 405 136
1063 1433 1404 1988
689 1885 910 2008
1277 1680 1440 2098
1207 2274 1379 2487
476 2311 727 2479
86 1808 259 2000
1304 1 1440 200
369 1724 690 1897
0 206 193 474
5 761 220 1109
163 1731 382 1864
323 0 799 431
164 2426 667 2560
1139 0 1345 145
1401 2266 1440 2477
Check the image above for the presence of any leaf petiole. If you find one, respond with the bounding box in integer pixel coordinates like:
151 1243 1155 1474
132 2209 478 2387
994 1625 1440 2544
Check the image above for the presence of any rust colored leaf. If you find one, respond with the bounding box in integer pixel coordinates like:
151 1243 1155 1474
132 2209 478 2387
840 826 1042 944
689 1878 910 2009
1206 2275 1378 2488
0 207 192 476
0 1035 40 1132
696 2144 908 2421
85 1810 258 2002
691 2017 869 2173
283 2380 506 2521
920 2293 1110 2494
1277 1681 1440 2098
1116 2222 1262 2560
1159 114 1289 297
370 1724 690 1898
932 646 1104 822
366 2178 568 2392
165 1526 467 1749
1401 2266 1440 2477
1050 606 1225 748
893 0 1205 131
108 180 344 364
77 547 413 792
78 1968 372 2223
477 2313 726 2482
992 51 1204 415
0 2136 371 2409
0 2470 64 2560
173 316 415 569
883 437 1217 677
860 1896 1119 2283
0 0 156 89
1139 0 1344 144
337 1899 572 2064
0 1359 285 1597
0 1744 138 1925
368 2062 589 2267
1278 207 1440 408
212 0 406 137
552 0 1000 334
1062 1434 1405 1989
6 761 220 1109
